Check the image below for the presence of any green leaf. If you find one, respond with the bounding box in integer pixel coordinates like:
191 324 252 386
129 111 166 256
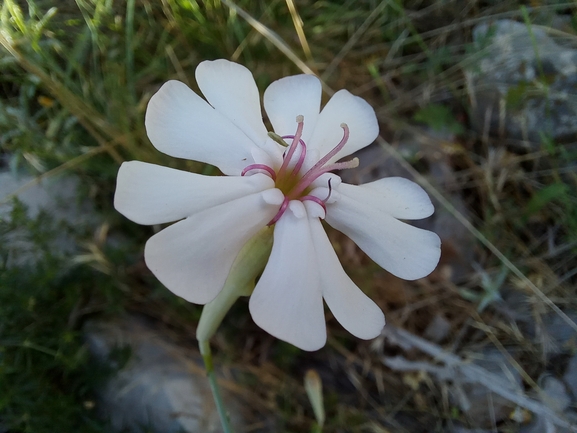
525 183 569 217
413 104 464 134
304 369 325 428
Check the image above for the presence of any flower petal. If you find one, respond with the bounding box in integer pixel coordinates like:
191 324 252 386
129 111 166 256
325 183 441 280
264 74 322 144
309 218 385 339
114 161 274 225
144 191 279 304
249 201 326 351
195 59 268 147
341 177 434 220
308 89 379 163
145 80 257 175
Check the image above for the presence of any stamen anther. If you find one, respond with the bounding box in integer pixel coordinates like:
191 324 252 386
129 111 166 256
286 124 351 198
268 131 289 147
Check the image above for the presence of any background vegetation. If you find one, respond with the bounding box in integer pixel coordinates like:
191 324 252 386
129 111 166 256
1 0 576 432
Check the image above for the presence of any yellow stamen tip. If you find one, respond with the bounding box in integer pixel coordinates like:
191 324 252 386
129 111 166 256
296 115 304 123
268 131 289 147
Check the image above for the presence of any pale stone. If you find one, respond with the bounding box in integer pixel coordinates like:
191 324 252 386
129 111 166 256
84 314 245 433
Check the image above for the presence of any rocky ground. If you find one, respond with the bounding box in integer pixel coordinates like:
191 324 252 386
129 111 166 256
1 6 577 433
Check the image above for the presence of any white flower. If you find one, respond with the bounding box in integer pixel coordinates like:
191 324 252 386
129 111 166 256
114 59 441 351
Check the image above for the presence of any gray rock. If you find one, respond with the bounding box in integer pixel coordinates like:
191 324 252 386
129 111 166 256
449 426 493 433
423 135 475 283
424 314 451 343
520 375 574 433
0 170 94 267
542 311 577 356
563 354 577 401
84 315 245 433
451 348 523 427
468 19 577 145
540 375 571 413
0 171 82 220
519 415 557 433
337 142 414 186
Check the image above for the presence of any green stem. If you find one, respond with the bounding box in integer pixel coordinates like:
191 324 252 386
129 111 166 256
195 227 274 433
196 226 273 342
199 339 234 433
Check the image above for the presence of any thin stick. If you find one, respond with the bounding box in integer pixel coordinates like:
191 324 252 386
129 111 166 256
322 0 388 81
220 0 317 79
285 0 315 68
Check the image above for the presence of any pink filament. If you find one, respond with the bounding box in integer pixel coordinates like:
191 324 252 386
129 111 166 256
243 119 354 225
301 195 326 214
267 197 289 226
279 135 307 176
306 124 350 173
286 124 350 199
276 118 305 180
241 164 276 180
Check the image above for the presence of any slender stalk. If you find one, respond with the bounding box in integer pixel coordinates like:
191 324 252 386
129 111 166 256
199 339 234 433
195 228 273 433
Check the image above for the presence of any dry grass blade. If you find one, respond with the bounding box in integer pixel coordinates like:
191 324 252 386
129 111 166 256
0 33 123 164
383 326 577 432
0 143 119 207
285 0 315 70
321 0 389 81
220 0 319 78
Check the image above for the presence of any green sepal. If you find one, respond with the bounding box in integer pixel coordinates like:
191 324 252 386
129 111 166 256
196 226 273 342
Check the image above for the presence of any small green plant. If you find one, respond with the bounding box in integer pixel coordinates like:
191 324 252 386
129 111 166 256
0 202 112 432
413 104 464 134
460 264 509 312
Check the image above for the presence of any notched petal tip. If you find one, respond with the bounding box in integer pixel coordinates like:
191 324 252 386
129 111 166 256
264 74 322 143
401 230 442 281
195 59 268 147
326 183 442 281
249 208 327 351
308 89 379 162
144 76 259 175
309 218 385 340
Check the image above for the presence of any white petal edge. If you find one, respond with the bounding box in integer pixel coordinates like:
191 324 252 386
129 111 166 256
307 89 379 164
145 80 257 175
195 60 268 147
115 161 274 225
309 218 385 339
325 183 441 280
264 74 322 145
342 177 434 220
249 202 326 351
144 191 279 304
